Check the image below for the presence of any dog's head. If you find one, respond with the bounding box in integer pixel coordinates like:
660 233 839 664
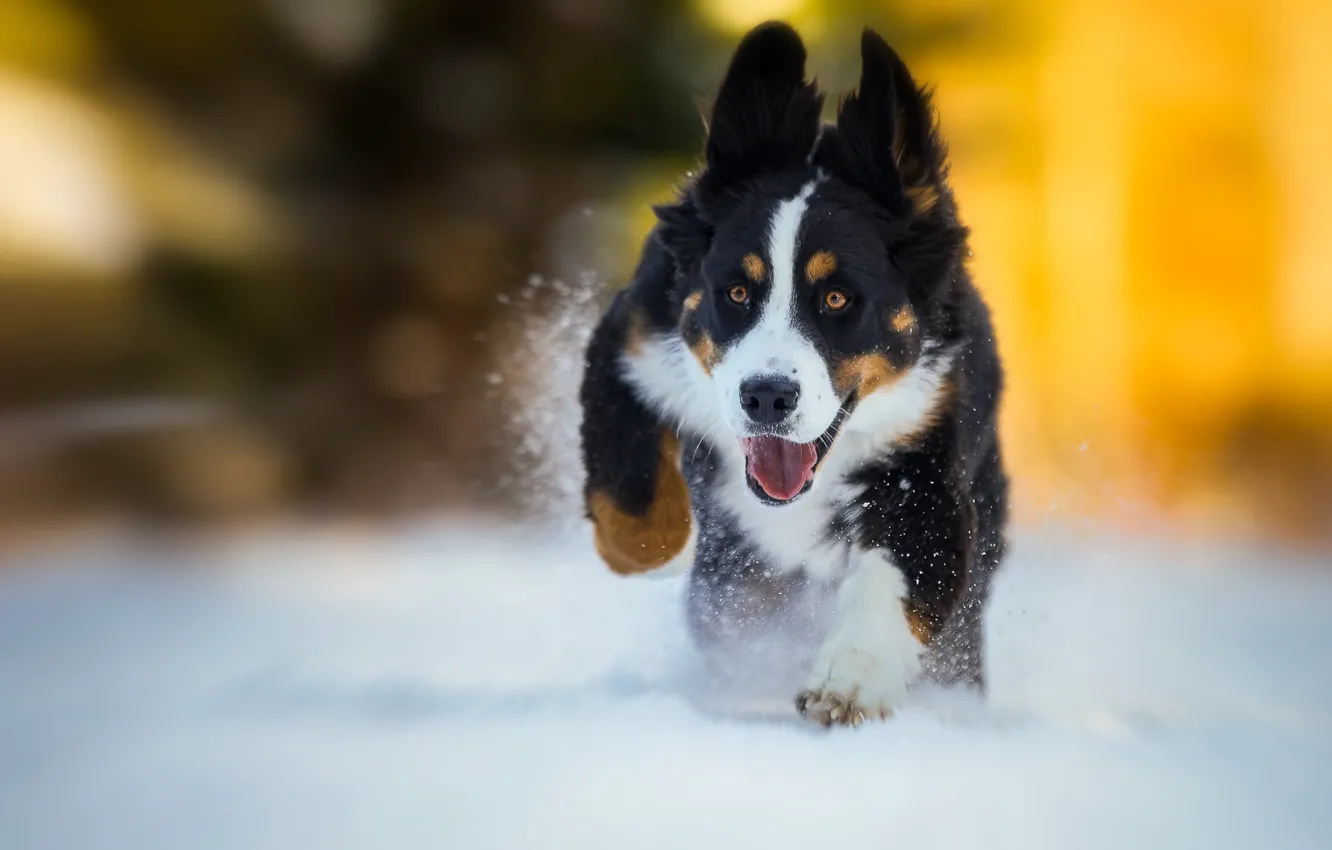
655 22 966 506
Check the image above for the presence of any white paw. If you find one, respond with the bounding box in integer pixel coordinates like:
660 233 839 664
796 642 915 726
795 550 923 727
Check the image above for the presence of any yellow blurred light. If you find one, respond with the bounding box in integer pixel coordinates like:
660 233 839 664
0 68 279 285
696 0 813 36
0 72 141 280
0 0 96 78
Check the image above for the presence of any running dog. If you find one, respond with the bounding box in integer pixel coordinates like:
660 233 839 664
578 21 1008 727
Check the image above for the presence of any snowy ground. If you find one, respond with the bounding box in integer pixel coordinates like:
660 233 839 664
1 519 1330 850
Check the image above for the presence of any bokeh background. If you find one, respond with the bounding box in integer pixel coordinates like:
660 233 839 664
2 0 1330 551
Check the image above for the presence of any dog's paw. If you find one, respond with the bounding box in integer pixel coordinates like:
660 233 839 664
794 686 892 727
796 642 915 728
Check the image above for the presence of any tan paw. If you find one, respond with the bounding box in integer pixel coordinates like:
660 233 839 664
794 688 894 728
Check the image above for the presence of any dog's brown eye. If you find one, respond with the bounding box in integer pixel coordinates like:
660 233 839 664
728 284 749 305
824 289 849 311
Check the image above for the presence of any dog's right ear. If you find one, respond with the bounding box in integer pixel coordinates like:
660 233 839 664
700 21 824 195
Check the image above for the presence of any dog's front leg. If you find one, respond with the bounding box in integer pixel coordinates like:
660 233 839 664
580 288 692 575
795 550 926 726
796 463 973 726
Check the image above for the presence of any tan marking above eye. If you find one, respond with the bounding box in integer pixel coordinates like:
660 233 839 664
742 253 766 281
824 289 849 311
891 305 916 332
682 291 702 312
727 284 749 305
805 250 837 282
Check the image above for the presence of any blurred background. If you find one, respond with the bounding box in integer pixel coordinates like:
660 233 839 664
1 0 1330 552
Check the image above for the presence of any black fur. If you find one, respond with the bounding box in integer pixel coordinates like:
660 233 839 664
578 239 678 517
697 23 825 212
579 22 1008 693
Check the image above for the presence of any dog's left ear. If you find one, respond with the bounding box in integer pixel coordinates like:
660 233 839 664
820 30 965 296
821 29 949 220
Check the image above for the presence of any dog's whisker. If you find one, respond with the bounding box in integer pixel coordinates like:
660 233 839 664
692 423 720 465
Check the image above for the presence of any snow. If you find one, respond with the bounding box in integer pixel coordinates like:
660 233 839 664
1 520 1331 850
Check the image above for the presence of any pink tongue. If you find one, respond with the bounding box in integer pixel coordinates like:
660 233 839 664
741 436 818 501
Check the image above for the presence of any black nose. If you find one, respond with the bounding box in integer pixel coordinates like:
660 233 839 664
740 376 800 425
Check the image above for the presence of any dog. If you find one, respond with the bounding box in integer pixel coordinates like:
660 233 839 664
578 21 1008 727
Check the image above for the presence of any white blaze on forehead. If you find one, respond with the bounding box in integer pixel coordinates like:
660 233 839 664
758 181 817 333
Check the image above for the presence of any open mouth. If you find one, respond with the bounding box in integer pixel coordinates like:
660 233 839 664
740 407 849 505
